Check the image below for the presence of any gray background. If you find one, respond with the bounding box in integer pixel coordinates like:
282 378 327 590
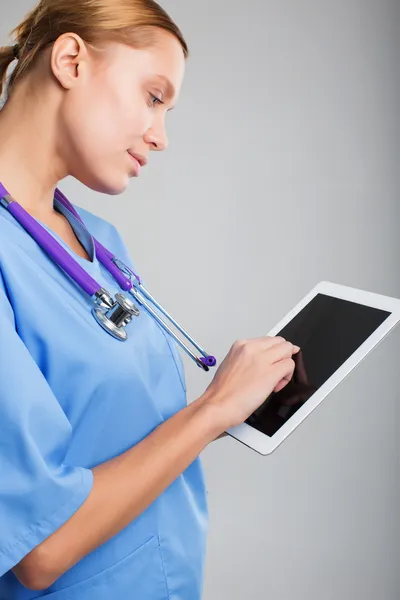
2 0 399 598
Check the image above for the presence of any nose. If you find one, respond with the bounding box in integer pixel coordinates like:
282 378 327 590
144 121 168 152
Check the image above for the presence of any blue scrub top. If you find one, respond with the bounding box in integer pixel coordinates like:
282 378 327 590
0 193 209 599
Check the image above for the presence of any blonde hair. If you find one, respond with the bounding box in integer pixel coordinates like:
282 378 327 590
0 0 188 100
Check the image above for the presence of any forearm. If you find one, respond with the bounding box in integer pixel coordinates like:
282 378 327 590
14 397 222 590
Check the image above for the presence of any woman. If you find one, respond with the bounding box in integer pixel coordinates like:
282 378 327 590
0 1 299 598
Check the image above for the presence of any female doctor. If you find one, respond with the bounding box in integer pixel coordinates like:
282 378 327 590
0 1 299 598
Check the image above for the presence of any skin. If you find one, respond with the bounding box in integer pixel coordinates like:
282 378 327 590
0 28 300 591
0 27 183 223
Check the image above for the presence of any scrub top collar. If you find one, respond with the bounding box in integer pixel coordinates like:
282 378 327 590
43 194 96 264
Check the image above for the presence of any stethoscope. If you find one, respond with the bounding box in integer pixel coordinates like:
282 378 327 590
0 182 217 372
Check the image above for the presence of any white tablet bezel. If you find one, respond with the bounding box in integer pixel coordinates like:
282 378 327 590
226 280 400 455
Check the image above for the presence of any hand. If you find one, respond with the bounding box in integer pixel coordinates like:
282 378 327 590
277 348 317 407
200 336 300 431
213 431 228 442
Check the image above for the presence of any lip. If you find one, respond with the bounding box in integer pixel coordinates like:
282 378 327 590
128 151 148 167
127 153 141 176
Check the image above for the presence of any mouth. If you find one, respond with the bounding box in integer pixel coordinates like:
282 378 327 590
127 151 148 176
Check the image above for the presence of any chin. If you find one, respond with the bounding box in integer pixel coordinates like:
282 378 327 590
73 169 130 196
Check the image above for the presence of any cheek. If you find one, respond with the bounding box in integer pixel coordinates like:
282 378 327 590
61 89 147 193
66 82 139 151
72 101 124 155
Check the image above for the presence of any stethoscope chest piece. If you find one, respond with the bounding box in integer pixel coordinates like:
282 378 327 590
92 292 140 341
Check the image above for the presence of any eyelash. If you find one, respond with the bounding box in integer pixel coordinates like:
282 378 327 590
148 93 164 107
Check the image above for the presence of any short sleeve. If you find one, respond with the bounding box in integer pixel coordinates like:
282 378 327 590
0 271 94 577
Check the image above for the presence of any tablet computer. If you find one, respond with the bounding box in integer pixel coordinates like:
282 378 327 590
226 281 400 455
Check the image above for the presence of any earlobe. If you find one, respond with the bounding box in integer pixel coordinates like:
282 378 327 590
50 33 87 90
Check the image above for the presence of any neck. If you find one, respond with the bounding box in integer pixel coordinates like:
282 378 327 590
0 80 68 221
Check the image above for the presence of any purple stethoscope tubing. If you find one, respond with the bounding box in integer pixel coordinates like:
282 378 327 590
0 182 216 371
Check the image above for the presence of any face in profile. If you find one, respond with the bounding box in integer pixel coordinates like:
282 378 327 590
57 28 185 194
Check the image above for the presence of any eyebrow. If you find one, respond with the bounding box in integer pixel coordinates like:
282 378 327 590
155 74 176 110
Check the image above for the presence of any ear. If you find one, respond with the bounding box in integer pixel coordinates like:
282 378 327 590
50 33 90 90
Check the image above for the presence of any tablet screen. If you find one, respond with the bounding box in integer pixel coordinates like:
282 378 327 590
245 293 391 437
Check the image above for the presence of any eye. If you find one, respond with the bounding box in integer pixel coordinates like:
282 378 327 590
148 92 164 108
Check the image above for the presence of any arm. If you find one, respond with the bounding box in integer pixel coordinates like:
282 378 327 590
13 397 222 591
12 334 298 591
